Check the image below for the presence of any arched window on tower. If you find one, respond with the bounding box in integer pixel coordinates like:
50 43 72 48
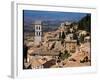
38 32 40 36
36 32 38 36
36 26 38 30
38 26 40 30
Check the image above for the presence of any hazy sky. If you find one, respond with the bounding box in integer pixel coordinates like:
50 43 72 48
23 10 90 23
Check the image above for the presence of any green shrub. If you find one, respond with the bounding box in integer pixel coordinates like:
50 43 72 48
59 50 71 60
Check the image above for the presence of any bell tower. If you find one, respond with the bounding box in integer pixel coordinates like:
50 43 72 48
34 21 42 45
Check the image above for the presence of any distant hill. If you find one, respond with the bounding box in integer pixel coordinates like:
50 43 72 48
78 14 91 32
24 20 65 32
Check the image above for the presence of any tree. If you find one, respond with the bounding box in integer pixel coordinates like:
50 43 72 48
58 50 71 60
78 14 91 32
59 32 62 40
61 31 65 39
23 44 28 63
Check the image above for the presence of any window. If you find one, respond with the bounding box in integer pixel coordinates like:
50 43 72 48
36 26 38 30
35 32 41 36
36 32 38 36
38 26 40 30
38 32 40 36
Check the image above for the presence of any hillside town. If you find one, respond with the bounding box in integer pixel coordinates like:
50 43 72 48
23 20 91 69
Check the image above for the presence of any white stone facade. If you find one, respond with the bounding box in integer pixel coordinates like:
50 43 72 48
34 21 42 45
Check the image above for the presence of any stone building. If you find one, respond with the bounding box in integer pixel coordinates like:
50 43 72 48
65 40 77 53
